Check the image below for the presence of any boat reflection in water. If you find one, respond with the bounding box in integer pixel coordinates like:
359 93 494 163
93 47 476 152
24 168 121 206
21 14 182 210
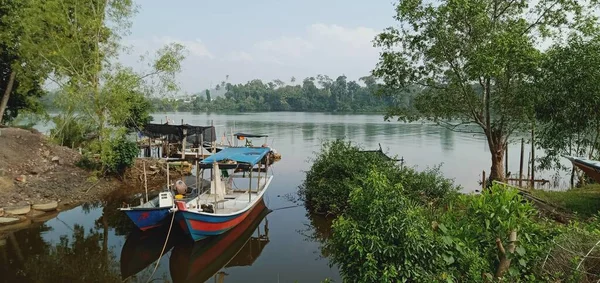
120 199 271 282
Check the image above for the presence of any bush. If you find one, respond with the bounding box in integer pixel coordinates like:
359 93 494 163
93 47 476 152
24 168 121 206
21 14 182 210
438 185 558 281
327 178 564 282
50 114 96 148
326 169 446 282
101 133 139 175
299 139 403 215
300 139 459 215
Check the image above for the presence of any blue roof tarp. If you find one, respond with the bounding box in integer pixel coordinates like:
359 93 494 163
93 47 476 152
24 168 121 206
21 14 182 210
201 147 271 166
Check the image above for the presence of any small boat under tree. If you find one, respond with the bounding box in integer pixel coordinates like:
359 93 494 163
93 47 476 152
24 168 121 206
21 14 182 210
565 156 600 183
174 146 274 241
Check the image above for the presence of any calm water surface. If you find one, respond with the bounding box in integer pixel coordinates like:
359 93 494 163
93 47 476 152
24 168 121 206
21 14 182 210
1 112 559 283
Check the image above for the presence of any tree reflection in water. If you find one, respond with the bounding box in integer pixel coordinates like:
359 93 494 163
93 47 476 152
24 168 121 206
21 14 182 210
297 209 335 260
25 224 119 282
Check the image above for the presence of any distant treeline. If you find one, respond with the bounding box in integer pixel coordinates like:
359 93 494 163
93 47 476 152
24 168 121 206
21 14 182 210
150 75 414 113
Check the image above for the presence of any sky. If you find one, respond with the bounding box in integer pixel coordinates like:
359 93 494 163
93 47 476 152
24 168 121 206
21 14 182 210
120 0 398 94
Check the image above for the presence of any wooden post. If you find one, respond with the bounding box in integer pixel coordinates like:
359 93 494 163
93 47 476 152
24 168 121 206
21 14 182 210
181 128 187 160
166 161 170 191
147 137 151 157
143 161 148 202
195 142 199 189
571 167 575 188
482 170 486 190
526 154 530 181
519 138 524 188
531 126 535 188
505 145 509 177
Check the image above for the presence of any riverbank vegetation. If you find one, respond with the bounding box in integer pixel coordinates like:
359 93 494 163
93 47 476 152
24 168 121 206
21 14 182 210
372 0 600 184
150 75 404 113
301 140 600 282
0 0 185 176
532 185 600 218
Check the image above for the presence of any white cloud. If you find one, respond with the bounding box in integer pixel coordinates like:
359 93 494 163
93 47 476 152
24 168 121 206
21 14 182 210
226 51 254 62
254 36 315 58
235 23 380 68
308 23 378 49
121 23 382 93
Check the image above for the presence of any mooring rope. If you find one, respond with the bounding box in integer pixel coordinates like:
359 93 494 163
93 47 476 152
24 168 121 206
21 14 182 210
146 210 176 283
270 204 303 211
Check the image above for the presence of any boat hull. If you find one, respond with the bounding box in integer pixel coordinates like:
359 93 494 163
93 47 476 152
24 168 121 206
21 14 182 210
169 200 270 283
566 156 600 183
122 208 171 231
175 198 264 241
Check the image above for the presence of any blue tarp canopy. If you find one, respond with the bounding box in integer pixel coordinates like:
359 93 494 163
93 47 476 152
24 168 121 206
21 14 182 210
201 147 271 166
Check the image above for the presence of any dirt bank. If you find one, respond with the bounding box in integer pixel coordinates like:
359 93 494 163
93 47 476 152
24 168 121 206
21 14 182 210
0 127 181 220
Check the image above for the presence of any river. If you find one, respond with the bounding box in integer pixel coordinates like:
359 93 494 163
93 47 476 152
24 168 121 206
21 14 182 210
0 112 563 283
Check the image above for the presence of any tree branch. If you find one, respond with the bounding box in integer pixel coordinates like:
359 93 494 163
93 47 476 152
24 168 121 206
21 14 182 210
522 0 560 36
446 56 485 128
438 120 485 134
494 0 518 21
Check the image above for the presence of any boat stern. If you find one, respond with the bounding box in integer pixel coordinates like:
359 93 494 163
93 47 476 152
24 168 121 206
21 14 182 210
121 208 171 231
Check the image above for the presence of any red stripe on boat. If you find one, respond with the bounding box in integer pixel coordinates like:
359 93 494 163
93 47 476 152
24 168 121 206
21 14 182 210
176 201 187 211
139 224 162 231
188 209 252 232
179 220 189 233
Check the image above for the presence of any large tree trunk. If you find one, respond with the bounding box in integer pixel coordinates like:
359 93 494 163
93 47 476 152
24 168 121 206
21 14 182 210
490 147 505 183
0 70 17 125
486 129 506 183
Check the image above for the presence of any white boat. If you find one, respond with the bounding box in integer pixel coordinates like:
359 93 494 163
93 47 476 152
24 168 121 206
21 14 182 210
174 147 274 241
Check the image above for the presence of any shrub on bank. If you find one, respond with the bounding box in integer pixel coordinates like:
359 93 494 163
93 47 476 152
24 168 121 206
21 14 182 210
75 131 139 176
101 133 139 175
299 139 398 215
327 179 562 282
299 139 459 215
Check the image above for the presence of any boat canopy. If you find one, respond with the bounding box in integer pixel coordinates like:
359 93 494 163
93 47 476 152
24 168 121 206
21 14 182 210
233 133 268 138
201 147 271 166
142 123 216 142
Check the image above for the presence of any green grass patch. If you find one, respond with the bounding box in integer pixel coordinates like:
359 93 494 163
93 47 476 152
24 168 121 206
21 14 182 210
531 184 600 217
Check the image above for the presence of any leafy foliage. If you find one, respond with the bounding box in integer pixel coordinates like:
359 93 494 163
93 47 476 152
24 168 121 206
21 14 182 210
299 139 398 215
372 0 600 181
100 132 139 175
300 139 459 215
326 176 565 282
301 142 590 281
19 0 186 175
327 170 445 282
0 0 51 124
50 113 96 148
151 75 402 113
535 35 600 178
439 186 557 281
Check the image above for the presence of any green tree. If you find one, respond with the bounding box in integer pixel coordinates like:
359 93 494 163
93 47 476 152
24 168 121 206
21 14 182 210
23 0 186 174
205 89 211 102
535 35 600 186
373 0 600 182
0 0 51 124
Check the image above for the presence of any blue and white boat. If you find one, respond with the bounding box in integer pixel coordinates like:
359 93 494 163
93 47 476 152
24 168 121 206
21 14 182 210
174 147 274 241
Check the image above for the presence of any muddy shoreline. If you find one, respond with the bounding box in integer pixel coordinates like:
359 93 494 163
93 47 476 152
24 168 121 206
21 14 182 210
0 127 180 233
